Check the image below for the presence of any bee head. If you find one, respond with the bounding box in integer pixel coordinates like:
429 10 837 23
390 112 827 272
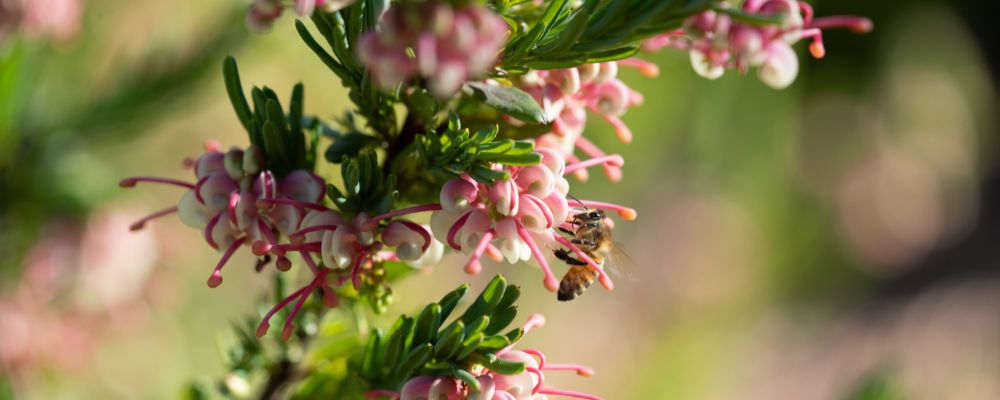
580 209 605 222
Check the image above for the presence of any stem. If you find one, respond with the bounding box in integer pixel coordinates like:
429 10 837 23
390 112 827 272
383 111 423 174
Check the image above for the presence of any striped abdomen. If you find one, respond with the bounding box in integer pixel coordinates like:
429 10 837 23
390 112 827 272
558 265 597 301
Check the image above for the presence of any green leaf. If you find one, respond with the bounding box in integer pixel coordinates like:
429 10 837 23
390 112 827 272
434 321 465 359
484 307 517 335
222 56 253 135
392 343 434 379
459 275 506 324
362 329 384 378
465 81 548 124
296 20 353 80
437 284 469 322
454 332 484 360
470 352 525 375
477 335 510 351
451 368 481 393
382 317 413 376
412 304 442 346
464 315 490 337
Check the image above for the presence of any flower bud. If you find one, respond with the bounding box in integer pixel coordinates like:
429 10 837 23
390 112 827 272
758 41 798 89
382 221 430 261
593 61 618 83
178 190 210 229
592 80 631 117
280 170 325 203
195 152 225 178
242 145 265 175
224 148 245 180
488 178 519 216
198 173 239 212
515 165 555 199
440 178 478 213
690 49 725 80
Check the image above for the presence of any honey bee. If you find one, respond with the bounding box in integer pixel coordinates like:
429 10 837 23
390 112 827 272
553 206 634 301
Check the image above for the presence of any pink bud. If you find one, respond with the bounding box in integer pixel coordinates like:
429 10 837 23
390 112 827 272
178 190 210 229
195 152 226 178
591 80 631 117
593 62 618 83
400 376 437 400
295 0 316 17
468 375 496 400
280 170 326 203
440 178 478 212
515 165 555 199
535 148 566 176
198 173 239 212
516 194 553 231
382 221 430 261
690 49 725 80
758 41 799 89
488 178 519 216
459 209 492 252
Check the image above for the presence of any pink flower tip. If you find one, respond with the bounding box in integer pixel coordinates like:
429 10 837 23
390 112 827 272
251 240 273 256
119 178 138 188
524 313 546 331
464 260 482 275
575 367 596 377
598 274 615 291
849 18 874 34
256 322 270 338
616 208 638 220
543 276 560 292
282 324 295 341
207 273 224 288
129 221 146 231
809 41 826 59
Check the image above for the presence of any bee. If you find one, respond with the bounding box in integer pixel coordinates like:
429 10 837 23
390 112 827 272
553 205 634 301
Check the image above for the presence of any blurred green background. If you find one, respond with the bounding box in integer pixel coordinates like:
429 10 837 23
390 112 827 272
2 0 999 398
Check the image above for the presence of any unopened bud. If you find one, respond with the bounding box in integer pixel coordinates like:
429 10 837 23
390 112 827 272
242 145 265 176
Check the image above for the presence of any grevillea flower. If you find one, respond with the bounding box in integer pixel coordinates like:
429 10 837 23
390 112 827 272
414 149 635 292
121 143 325 290
382 314 601 400
251 207 445 339
246 0 356 32
515 59 653 182
356 1 509 98
645 0 872 89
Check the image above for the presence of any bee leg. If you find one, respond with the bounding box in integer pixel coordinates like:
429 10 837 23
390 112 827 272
554 249 587 266
571 238 597 248
558 227 575 235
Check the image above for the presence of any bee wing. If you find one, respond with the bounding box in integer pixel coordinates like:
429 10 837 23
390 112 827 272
602 242 638 282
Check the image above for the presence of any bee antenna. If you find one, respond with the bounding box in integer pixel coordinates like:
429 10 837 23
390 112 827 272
566 193 589 210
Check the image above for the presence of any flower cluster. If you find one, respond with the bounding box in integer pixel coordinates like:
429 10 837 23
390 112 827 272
392 314 600 400
357 2 509 98
246 0 355 31
428 148 634 292
120 142 325 289
249 200 446 339
644 0 872 89
0 0 84 42
515 59 654 182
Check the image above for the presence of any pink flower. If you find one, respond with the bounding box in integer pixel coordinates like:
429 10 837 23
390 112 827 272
357 2 509 98
427 150 634 292
246 0 356 32
121 143 325 290
515 60 648 182
383 314 601 400
648 1 872 89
